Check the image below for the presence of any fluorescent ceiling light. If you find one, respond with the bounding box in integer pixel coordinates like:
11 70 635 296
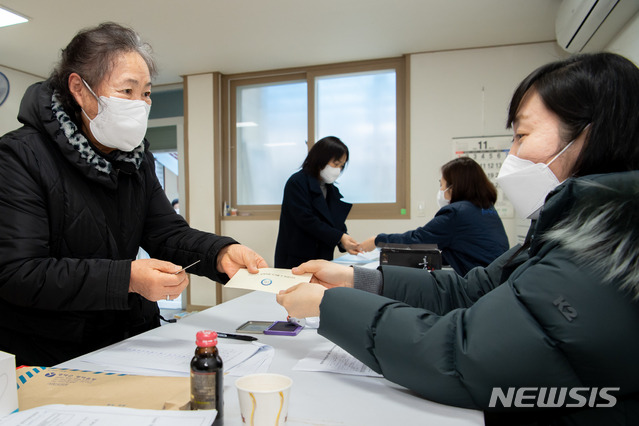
0 6 28 28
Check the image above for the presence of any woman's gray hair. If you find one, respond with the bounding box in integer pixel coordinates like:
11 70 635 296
49 22 157 125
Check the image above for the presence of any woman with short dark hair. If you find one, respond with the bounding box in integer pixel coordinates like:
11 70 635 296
360 157 508 275
274 136 359 268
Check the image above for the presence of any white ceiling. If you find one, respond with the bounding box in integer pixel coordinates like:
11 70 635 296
0 0 561 86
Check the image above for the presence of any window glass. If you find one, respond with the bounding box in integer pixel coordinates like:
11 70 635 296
316 70 396 203
236 81 308 205
225 57 407 218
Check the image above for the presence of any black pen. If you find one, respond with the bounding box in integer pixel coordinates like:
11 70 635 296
216 332 257 342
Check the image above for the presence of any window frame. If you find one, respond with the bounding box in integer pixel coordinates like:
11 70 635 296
221 56 409 220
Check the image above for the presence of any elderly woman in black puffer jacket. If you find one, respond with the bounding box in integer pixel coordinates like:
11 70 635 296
0 22 267 366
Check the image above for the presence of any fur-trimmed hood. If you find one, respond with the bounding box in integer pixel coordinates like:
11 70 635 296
535 171 639 298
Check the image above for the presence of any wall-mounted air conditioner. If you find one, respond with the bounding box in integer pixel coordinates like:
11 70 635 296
555 0 639 53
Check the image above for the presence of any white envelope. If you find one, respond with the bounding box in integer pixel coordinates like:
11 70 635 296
225 268 312 294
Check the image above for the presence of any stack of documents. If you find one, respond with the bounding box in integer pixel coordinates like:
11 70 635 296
72 335 273 377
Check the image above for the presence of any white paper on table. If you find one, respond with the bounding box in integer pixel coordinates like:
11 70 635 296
78 335 272 376
226 345 274 376
0 404 216 426
225 268 312 294
294 343 383 377
332 249 380 266
356 249 380 261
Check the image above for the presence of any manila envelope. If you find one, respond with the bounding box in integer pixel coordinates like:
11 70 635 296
16 367 190 411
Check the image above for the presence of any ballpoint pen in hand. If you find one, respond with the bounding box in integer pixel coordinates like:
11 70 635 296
216 332 257 342
173 259 201 274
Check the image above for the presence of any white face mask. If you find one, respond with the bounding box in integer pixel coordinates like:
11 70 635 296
319 164 342 184
436 188 450 208
496 141 573 220
81 79 151 152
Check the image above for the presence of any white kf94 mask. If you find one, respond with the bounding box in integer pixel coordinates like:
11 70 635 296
320 164 342 184
496 141 573 220
81 79 151 152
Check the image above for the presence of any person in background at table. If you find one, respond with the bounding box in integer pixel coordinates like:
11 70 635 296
0 22 267 366
171 198 179 214
359 157 509 275
274 136 360 269
277 52 639 425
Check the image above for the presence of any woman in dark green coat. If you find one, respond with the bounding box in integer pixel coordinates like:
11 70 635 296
277 53 639 426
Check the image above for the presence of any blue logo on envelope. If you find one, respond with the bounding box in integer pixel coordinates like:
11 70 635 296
261 279 273 286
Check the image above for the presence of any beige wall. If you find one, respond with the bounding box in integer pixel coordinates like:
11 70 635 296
607 12 639 64
184 73 220 307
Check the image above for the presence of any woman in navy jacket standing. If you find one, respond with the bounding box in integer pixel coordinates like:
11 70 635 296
275 136 360 268
359 157 509 275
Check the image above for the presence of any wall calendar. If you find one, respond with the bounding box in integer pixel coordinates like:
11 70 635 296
452 135 514 218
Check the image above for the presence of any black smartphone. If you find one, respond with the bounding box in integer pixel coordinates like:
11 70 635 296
235 320 275 334
263 321 303 336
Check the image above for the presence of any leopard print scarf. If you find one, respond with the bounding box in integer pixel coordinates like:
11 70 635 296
51 92 145 174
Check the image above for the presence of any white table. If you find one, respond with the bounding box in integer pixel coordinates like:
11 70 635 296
59 291 484 426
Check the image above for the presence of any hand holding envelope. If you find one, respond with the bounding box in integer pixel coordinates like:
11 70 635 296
224 268 312 294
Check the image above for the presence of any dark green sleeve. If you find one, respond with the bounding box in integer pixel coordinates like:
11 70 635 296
319 284 578 410
318 246 638 411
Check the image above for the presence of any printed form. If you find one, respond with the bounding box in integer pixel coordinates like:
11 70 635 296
294 343 383 377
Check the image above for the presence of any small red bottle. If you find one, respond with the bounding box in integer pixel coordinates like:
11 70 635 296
191 330 223 425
